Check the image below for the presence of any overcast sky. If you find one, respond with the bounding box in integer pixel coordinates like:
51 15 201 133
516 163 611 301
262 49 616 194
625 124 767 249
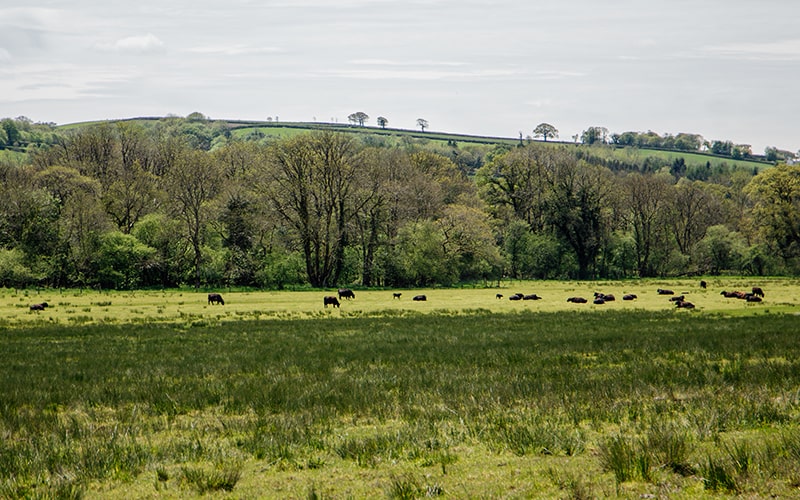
1 1 798 153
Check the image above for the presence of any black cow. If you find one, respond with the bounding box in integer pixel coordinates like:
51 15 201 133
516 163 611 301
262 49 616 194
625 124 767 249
338 288 355 300
523 294 542 301
393 292 402 299
594 292 615 302
496 293 503 299
622 294 637 301
752 287 765 298
657 288 674 295
567 297 588 303
669 295 686 302
508 293 524 301
700 280 707 289
593 298 606 305
412 295 427 301
746 295 762 303
208 293 225 305
675 300 695 309
30 302 49 311
324 296 340 308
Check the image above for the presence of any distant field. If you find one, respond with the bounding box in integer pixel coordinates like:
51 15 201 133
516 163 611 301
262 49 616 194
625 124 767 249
2 280 800 498
3 277 795 328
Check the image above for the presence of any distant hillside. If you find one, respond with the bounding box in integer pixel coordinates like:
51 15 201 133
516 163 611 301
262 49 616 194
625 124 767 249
0 115 772 175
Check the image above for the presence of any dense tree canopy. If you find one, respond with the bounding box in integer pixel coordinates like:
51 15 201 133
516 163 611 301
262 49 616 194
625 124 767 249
0 116 794 289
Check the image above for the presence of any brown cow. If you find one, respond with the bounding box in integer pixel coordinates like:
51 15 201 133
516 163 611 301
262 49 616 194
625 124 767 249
752 287 765 298
208 293 224 305
324 296 340 308
30 302 49 311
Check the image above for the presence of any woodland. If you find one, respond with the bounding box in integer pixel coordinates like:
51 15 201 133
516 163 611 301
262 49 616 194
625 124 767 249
0 115 799 290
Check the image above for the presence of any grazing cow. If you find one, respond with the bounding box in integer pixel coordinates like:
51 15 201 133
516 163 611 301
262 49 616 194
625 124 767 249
496 293 503 299
622 294 637 301
700 280 707 289
657 288 674 295
207 293 224 305
523 294 542 301
669 295 686 302
30 302 49 311
746 295 762 303
752 287 765 298
675 300 695 309
412 295 427 301
323 296 340 308
567 297 588 303
338 288 355 300
393 292 402 299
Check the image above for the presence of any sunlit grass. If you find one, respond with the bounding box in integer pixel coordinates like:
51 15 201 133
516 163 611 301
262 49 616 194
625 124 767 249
1 280 800 497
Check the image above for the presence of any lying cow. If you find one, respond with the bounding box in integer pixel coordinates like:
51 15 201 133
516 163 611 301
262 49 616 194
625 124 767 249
412 295 427 301
508 293 524 301
567 297 588 303
657 288 674 295
622 294 637 301
324 296 340 308
208 293 225 305
338 288 355 300
30 302 49 311
523 294 542 301
675 300 695 309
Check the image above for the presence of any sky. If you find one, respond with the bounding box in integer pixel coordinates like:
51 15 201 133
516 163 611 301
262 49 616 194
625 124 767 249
1 0 798 154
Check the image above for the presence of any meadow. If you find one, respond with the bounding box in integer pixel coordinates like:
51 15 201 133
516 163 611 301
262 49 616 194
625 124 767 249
2 279 800 498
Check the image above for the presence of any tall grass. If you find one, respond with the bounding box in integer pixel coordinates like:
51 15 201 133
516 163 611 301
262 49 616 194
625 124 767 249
1 310 800 495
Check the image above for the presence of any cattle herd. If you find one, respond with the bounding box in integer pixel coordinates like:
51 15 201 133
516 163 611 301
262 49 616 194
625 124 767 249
25 283 768 313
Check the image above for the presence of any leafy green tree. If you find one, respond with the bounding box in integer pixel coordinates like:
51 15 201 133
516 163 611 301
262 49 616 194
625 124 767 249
580 126 608 145
437 204 502 281
543 153 615 279
377 116 388 129
165 149 223 287
261 132 360 287
92 231 156 289
476 145 550 231
103 160 160 233
395 219 454 286
348 112 369 126
622 173 672 277
744 164 800 261
533 122 558 141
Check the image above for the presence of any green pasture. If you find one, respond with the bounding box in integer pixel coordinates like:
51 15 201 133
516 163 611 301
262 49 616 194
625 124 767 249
2 279 800 498
3 277 797 328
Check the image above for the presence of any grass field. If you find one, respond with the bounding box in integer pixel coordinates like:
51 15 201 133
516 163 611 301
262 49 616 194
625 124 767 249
2 279 800 498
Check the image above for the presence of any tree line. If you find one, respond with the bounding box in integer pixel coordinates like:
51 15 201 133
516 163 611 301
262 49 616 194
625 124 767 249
0 117 799 290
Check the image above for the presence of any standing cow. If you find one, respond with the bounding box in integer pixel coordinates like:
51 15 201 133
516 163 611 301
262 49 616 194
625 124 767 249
338 288 355 300
324 296 340 308
208 293 225 305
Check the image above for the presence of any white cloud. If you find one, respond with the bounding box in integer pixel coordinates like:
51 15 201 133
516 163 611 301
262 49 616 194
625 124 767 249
187 44 282 56
0 63 137 102
703 39 800 61
0 48 10 62
97 33 165 53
